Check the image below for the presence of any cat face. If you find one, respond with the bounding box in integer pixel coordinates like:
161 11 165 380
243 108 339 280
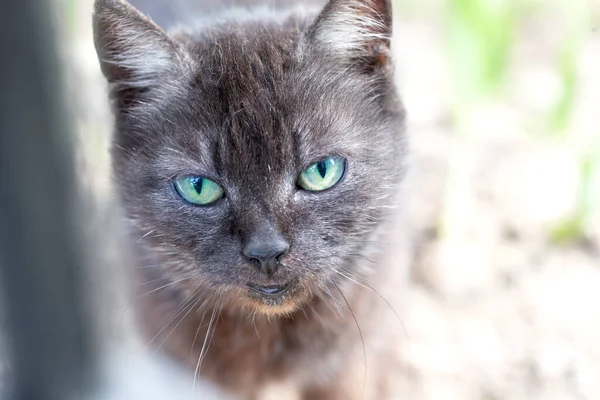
94 0 405 315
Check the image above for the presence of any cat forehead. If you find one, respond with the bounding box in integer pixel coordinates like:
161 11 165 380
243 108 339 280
183 29 373 123
186 24 302 91
148 56 374 182
164 32 368 142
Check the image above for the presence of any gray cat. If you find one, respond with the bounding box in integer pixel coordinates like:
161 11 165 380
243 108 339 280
93 0 410 398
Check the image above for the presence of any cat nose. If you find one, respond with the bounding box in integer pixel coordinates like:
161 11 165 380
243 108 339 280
242 236 289 276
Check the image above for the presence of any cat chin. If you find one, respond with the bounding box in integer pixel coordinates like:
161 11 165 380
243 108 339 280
250 301 301 317
226 288 308 317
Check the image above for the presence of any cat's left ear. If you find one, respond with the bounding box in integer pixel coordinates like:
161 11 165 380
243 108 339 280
307 0 392 70
93 0 192 93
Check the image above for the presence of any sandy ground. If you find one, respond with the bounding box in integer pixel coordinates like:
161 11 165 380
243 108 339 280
4 1 597 399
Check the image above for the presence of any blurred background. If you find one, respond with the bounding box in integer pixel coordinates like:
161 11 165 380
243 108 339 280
30 0 600 398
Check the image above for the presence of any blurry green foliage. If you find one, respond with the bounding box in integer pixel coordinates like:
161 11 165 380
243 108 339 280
434 0 597 243
448 0 517 104
547 0 596 244
549 0 588 133
550 37 579 133
550 141 600 245
440 0 520 239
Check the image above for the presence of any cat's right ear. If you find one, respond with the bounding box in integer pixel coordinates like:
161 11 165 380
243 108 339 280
306 0 393 72
93 0 191 94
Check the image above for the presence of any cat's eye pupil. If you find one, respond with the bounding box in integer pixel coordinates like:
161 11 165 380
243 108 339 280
297 156 345 192
174 176 224 206
317 161 327 178
192 177 203 193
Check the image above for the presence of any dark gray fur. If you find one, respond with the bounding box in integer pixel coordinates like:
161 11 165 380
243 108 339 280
94 0 406 396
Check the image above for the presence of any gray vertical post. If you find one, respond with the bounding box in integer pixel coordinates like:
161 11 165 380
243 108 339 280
0 0 94 399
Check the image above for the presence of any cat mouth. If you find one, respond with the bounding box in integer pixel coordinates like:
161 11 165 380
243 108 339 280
246 281 293 300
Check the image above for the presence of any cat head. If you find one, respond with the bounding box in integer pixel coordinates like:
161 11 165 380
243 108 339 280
93 0 405 315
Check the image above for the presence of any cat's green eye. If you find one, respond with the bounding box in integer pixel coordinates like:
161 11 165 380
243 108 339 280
297 156 345 192
174 176 224 205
